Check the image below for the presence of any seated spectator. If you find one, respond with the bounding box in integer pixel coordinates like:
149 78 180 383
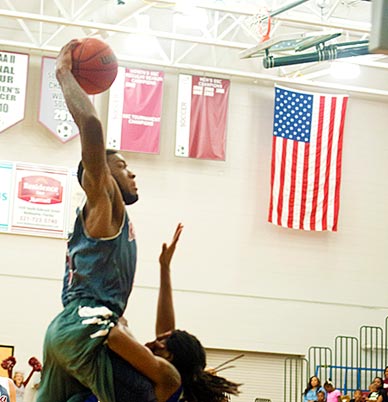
318 390 327 402
367 383 380 401
324 379 342 402
304 376 325 402
372 376 387 402
384 368 388 390
0 375 16 402
350 389 365 402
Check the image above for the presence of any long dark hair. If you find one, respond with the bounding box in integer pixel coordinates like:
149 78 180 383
166 330 241 402
304 376 321 395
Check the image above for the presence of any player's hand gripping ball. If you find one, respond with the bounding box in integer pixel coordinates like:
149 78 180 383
71 37 118 95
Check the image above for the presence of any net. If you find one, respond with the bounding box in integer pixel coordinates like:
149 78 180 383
243 7 273 42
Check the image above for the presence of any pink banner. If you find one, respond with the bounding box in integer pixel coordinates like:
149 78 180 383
107 67 164 154
175 74 230 161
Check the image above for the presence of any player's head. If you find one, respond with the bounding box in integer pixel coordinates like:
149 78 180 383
162 330 240 402
77 149 138 205
165 329 206 374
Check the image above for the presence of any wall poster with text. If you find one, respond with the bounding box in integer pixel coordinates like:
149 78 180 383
10 162 70 238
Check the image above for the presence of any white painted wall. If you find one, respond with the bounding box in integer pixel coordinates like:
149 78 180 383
1 54 388 376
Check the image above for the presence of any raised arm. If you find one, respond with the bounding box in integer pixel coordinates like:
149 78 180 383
155 223 183 335
55 40 107 182
8 378 16 402
55 40 119 237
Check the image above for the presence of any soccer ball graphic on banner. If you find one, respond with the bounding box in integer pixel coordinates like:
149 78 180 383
56 122 73 140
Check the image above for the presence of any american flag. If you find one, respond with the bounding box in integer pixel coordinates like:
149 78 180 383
268 85 349 231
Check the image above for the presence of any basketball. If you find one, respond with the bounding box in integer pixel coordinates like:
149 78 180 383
71 38 118 95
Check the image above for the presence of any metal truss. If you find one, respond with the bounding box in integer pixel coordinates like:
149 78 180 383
0 0 387 98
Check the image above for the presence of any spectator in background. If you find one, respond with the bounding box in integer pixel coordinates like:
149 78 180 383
318 390 327 402
383 368 388 390
324 379 342 402
350 389 365 402
0 376 16 402
304 376 325 402
12 372 25 402
367 382 380 401
371 377 387 402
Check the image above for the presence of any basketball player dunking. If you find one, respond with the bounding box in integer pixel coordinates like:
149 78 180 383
37 39 240 402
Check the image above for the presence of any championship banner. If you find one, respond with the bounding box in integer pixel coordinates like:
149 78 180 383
10 162 70 238
0 51 29 133
175 74 230 161
107 66 164 154
38 57 80 143
0 161 14 232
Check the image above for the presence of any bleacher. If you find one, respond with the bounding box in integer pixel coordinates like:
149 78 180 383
284 319 388 402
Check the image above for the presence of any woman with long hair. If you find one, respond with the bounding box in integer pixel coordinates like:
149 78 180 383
304 376 325 402
371 376 387 402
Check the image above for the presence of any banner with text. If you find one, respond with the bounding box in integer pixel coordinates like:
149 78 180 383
107 66 164 154
175 74 230 161
0 51 29 133
38 57 80 143
10 162 70 238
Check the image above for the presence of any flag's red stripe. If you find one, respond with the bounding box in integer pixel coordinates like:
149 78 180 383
322 97 336 231
268 135 277 222
310 96 325 230
277 139 287 226
333 96 348 231
287 140 298 228
299 143 310 229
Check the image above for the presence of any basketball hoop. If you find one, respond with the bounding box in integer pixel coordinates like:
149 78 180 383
244 7 273 43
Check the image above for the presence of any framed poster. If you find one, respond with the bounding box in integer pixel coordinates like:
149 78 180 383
0 344 14 377
10 162 70 238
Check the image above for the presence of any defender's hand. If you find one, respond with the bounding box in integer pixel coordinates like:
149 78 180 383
159 223 183 268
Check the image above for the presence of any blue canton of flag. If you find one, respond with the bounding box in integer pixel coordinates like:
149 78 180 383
273 87 314 143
